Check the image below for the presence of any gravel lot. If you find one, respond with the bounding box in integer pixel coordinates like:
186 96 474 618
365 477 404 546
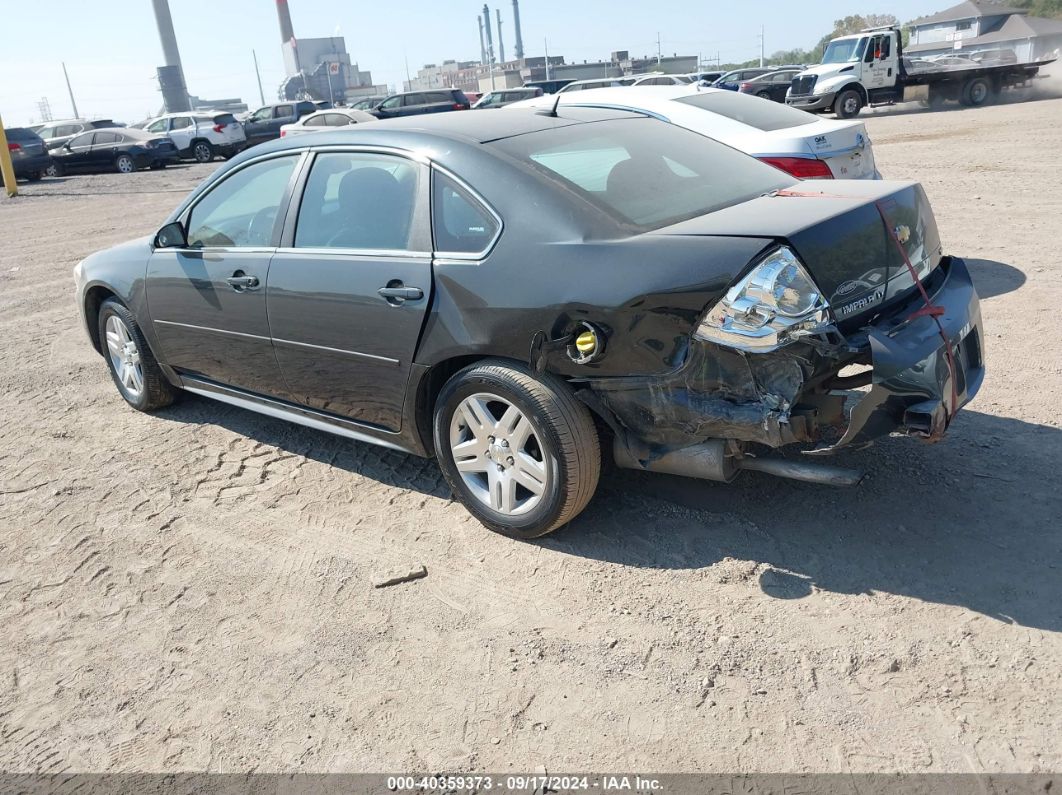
1 96 1060 775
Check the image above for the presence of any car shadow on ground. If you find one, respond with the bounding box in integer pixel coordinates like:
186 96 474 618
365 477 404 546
555 409 1061 632
160 395 1061 632
965 258 1026 299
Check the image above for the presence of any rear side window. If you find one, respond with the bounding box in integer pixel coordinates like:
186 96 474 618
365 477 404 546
490 118 789 230
187 156 298 248
432 172 500 255
302 115 327 127
294 152 420 250
213 114 237 126
674 91 817 131
171 117 193 130
93 132 121 145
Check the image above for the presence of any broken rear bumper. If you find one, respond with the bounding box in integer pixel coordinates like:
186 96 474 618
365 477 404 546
583 256 984 459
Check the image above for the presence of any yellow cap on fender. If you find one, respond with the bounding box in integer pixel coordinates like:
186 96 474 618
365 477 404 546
575 330 597 355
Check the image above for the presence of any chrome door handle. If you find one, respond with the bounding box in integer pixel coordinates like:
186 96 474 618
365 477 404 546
226 274 260 291
378 286 423 301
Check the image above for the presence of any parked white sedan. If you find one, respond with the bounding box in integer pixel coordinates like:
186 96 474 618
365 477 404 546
508 85 880 181
279 108 378 137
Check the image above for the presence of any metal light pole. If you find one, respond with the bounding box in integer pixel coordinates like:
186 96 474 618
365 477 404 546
253 50 266 106
62 62 80 118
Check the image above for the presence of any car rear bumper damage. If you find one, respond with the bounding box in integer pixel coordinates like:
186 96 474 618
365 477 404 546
582 256 983 484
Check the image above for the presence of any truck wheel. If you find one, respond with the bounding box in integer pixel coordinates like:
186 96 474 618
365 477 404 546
834 89 863 119
961 77 992 107
433 360 601 540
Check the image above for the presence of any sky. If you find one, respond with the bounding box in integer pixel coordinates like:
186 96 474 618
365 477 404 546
1 0 935 126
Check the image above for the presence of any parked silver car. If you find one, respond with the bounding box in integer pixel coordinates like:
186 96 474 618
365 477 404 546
142 112 246 162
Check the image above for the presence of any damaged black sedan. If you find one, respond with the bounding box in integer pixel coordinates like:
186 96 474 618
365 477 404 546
74 108 984 538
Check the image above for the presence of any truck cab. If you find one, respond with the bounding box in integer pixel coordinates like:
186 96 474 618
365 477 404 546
787 28 902 118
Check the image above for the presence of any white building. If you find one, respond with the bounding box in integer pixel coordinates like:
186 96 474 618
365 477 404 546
907 1 1062 62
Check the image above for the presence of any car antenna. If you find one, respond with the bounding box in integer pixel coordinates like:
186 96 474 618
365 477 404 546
547 90 562 117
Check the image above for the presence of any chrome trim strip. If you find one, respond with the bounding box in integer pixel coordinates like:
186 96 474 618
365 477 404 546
154 319 270 342
304 143 431 166
180 380 410 453
271 336 400 365
271 247 432 259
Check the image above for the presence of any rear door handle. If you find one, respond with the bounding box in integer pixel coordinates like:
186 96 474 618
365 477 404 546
378 286 423 301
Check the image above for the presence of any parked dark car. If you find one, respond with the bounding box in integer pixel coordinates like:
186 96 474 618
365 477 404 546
241 101 317 147
370 89 471 118
350 95 388 111
35 119 124 151
3 127 52 182
73 108 984 539
739 69 803 102
474 87 544 108
712 67 775 90
46 128 178 176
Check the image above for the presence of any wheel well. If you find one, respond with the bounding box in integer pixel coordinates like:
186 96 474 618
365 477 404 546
841 83 868 104
414 354 495 456
84 286 119 354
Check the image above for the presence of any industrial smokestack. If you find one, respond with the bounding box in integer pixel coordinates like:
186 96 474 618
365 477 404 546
150 0 190 112
496 9 505 64
512 0 525 60
482 4 495 66
478 15 487 65
276 0 296 44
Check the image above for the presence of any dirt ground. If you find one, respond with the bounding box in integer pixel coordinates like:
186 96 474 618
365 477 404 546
1 95 1060 776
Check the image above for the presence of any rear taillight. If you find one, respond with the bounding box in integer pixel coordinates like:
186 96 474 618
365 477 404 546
759 156 834 180
280 130 286 137
213 124 224 133
7 142 21 152
739 82 752 91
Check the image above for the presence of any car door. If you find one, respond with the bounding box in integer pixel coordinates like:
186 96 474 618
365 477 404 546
266 150 432 430
146 153 302 395
272 104 296 135
61 131 96 171
374 95 404 119
89 131 123 169
168 115 195 152
864 34 894 89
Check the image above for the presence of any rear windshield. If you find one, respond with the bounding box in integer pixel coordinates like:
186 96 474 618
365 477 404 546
490 117 789 230
212 113 237 125
5 128 42 142
673 91 817 131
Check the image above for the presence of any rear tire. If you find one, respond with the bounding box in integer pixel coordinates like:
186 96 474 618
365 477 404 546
433 360 600 539
26 171 43 181
756 90 772 100
98 299 178 412
834 88 863 119
44 162 62 178
115 154 136 174
961 76 992 107
192 140 214 163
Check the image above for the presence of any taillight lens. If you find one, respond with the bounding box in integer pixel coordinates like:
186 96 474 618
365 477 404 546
213 124 224 133
7 142 21 152
759 156 834 180
453 103 467 110
280 130 286 137
740 82 752 91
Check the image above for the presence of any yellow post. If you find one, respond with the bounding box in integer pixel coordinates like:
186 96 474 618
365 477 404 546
0 114 17 198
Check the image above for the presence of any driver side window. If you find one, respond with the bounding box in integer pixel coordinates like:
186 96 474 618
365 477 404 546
186 156 298 248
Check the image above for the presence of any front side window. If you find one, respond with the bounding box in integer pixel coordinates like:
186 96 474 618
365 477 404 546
294 152 420 250
68 132 94 148
491 118 790 231
147 119 169 133
186 156 298 248
432 172 499 255
379 96 402 110
249 107 272 122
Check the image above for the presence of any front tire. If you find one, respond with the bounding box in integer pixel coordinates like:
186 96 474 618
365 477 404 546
834 88 863 118
433 360 600 539
98 299 178 412
961 76 992 107
44 162 62 177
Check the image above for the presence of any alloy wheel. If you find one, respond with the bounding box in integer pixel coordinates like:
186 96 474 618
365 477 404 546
448 392 551 516
194 143 212 162
844 96 860 115
116 155 135 173
105 315 144 398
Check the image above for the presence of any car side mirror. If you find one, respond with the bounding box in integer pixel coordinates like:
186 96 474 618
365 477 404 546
155 221 188 249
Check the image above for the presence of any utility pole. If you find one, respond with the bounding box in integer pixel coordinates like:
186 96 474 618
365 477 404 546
0 115 17 198
657 33 662 65
252 50 266 106
62 62 80 118
759 25 765 67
